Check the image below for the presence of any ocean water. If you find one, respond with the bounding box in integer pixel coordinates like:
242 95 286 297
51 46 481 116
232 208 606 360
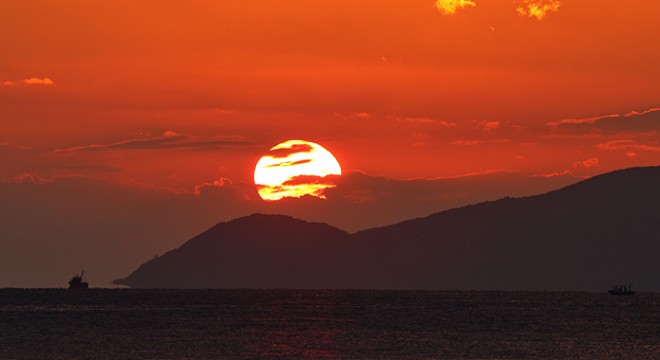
0 289 657 359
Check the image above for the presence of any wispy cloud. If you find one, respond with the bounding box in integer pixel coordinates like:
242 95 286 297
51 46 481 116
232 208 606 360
547 108 660 133
596 140 660 152
57 164 122 173
23 77 54 85
2 77 54 86
532 170 582 179
193 177 233 196
4 173 51 184
265 159 312 168
547 114 620 129
479 120 501 131
572 158 600 169
256 174 338 201
624 108 660 117
266 143 314 158
449 139 485 146
350 112 372 119
435 0 476 15
449 138 510 146
54 131 247 153
0 142 32 151
395 117 457 127
515 0 561 20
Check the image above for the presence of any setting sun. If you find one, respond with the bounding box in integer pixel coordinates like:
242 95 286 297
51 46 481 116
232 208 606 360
254 140 342 201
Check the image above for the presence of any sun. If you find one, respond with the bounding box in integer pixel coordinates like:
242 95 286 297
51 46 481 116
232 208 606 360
254 140 342 201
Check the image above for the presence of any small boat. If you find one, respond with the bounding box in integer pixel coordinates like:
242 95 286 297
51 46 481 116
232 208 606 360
608 285 634 295
68 270 89 289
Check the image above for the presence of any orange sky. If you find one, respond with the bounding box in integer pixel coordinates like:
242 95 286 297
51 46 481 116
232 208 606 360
2 0 659 191
1 0 659 286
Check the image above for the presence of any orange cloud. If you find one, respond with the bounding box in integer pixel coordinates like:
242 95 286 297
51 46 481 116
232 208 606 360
573 158 600 169
193 177 233 196
533 170 574 179
53 131 247 153
516 0 561 20
624 108 660 117
395 117 456 127
435 0 476 15
0 142 32 150
596 140 660 152
449 138 510 146
449 139 484 146
5 173 51 184
350 112 372 119
23 77 54 85
2 77 54 86
547 108 660 133
547 114 620 129
479 120 501 131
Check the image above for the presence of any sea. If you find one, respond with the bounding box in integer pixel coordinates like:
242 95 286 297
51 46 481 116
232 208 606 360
0 289 657 359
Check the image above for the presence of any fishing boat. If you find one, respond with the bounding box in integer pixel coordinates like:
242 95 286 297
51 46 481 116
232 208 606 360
608 285 634 295
68 270 89 289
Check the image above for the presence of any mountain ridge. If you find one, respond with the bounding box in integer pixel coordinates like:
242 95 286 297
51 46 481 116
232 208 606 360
115 166 660 291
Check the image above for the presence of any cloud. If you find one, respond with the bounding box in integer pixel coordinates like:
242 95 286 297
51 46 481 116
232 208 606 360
257 174 339 201
395 117 456 127
4 173 51 185
2 77 55 86
54 131 247 153
449 138 510 146
23 77 54 85
479 120 501 131
350 112 372 119
530 169 587 179
624 108 660 117
266 143 314 158
193 177 233 195
547 114 621 129
548 108 660 133
0 142 32 151
265 159 312 168
282 174 338 187
596 140 660 152
449 139 485 146
57 164 122 173
573 158 600 169
541 133 606 140
516 0 561 20
435 0 476 15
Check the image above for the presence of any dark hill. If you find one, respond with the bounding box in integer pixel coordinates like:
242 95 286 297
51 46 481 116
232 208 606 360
115 214 350 288
115 166 660 291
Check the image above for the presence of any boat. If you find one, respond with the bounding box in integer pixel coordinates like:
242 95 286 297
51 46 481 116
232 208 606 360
608 285 634 295
68 270 89 289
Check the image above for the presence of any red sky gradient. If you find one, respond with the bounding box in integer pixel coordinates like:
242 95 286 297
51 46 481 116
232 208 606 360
2 0 659 186
1 1 659 286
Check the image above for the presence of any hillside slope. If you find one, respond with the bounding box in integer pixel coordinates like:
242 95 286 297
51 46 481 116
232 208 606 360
115 166 660 291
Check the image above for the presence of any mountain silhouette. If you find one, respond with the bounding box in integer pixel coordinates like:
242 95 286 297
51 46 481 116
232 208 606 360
115 166 660 291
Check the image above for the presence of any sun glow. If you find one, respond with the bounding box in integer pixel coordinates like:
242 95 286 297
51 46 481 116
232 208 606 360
254 140 342 201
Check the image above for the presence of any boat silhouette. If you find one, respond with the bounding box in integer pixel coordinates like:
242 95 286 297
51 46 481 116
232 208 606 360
68 270 89 289
608 285 634 295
